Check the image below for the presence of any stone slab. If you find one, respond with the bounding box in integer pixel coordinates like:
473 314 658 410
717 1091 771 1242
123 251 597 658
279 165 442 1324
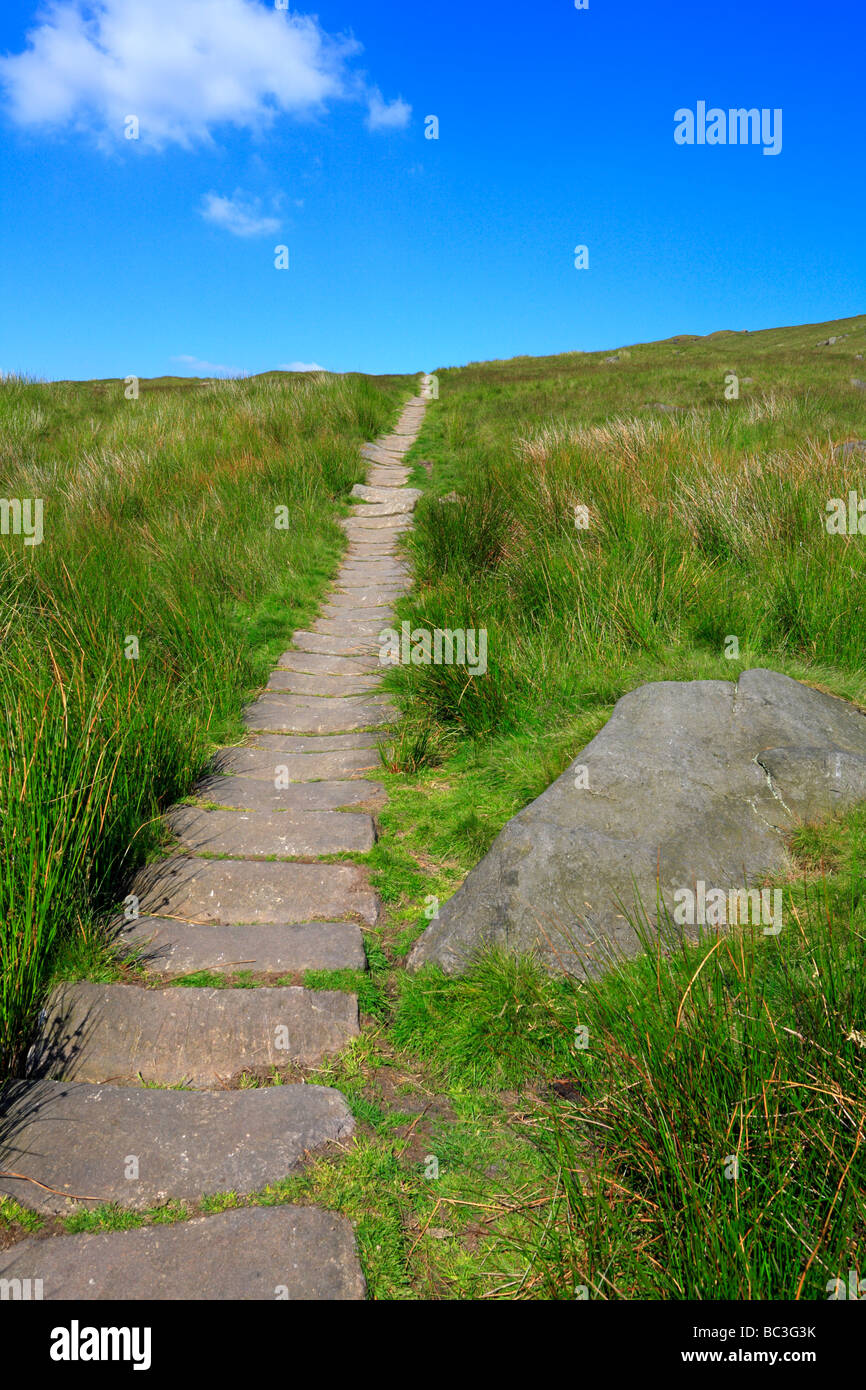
339 531 410 547
244 696 397 735
340 548 403 563
242 732 381 752
194 774 385 811
120 918 367 976
338 553 410 567
309 617 393 639
254 692 393 713
0 1205 366 1300
291 631 382 658
29 983 360 1085
165 805 375 856
341 514 413 531
129 856 380 925
349 498 416 517
318 602 394 624
365 467 411 485
0 1079 354 1213
276 650 381 675
210 747 380 781
366 473 411 490
343 539 408 550
361 444 406 463
335 568 409 587
340 558 402 571
266 670 383 696
345 533 405 547
351 484 421 505
327 589 405 608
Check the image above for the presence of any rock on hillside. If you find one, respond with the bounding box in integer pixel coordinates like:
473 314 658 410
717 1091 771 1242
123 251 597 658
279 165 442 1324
408 669 866 977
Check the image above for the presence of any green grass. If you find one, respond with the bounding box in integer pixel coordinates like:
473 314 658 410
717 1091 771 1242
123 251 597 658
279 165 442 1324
423 876 865 1300
392 315 866 750
367 312 866 1296
303 966 389 1021
392 951 581 1089
369 314 866 931
0 368 412 1076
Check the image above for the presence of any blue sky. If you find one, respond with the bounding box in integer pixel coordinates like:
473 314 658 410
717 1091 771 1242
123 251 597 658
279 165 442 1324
0 0 863 380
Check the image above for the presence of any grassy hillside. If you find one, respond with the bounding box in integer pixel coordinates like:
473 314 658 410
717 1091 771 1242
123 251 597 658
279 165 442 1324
359 313 866 1298
368 315 866 882
397 312 866 740
0 369 411 1075
2 320 863 1300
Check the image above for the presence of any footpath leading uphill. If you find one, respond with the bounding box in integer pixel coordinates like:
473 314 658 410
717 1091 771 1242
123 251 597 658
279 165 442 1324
0 377 433 1299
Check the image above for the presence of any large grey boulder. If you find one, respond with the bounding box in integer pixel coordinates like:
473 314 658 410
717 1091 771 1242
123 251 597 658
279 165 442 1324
408 669 866 977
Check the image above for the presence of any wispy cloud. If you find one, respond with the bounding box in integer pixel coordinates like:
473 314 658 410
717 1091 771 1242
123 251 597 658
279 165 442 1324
365 87 411 132
200 191 281 238
0 0 360 147
278 361 326 372
172 355 245 377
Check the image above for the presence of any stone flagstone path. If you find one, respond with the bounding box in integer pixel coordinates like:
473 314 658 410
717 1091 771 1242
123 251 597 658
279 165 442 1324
0 377 433 1300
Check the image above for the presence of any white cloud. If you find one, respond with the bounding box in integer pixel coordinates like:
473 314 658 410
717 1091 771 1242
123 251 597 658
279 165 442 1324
278 361 326 372
200 191 280 238
365 87 411 132
0 0 361 147
172 355 245 377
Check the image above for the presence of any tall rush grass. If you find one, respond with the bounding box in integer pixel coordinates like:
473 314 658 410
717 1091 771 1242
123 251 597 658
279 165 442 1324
386 319 866 1297
0 370 411 1075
